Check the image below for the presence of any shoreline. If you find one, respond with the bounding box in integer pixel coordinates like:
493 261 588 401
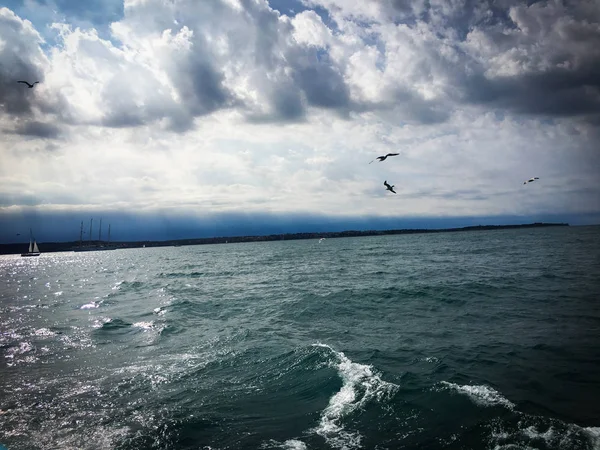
0 222 569 255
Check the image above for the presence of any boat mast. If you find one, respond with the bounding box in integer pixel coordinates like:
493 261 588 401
89 218 93 243
79 221 83 247
99 218 102 242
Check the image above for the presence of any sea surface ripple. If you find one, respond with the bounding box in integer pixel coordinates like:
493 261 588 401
1 226 599 449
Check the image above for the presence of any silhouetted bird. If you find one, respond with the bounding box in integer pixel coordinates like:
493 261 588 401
17 81 39 88
384 180 396 194
523 177 539 184
369 153 399 164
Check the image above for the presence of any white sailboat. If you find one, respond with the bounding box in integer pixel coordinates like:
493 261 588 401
21 229 41 257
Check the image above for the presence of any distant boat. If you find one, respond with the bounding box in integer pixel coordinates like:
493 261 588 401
21 229 41 257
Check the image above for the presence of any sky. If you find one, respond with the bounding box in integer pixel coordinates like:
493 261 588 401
0 0 599 242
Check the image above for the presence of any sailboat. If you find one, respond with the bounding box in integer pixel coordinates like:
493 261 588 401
73 219 117 252
21 229 41 257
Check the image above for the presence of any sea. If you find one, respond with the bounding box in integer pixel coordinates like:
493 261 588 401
1 226 599 450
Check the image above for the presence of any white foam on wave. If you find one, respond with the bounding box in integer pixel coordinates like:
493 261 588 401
488 414 600 449
439 381 515 409
423 356 439 363
312 343 398 449
81 301 99 309
133 321 155 331
5 342 33 359
34 328 56 337
282 439 307 450
586 427 600 450
92 317 111 328
153 306 167 316
523 425 555 441
261 439 307 450
4 341 37 365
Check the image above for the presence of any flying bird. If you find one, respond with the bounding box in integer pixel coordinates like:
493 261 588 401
369 153 399 164
384 180 396 194
17 81 39 88
523 177 540 184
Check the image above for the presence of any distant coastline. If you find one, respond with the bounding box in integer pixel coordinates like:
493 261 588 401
0 222 570 255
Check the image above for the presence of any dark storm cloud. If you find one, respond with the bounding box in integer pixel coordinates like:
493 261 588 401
12 120 62 138
161 58 234 132
186 60 232 116
247 83 306 123
270 85 306 121
1 209 598 244
457 1 600 121
101 112 145 129
369 0 600 123
462 68 600 120
293 53 350 111
384 0 517 31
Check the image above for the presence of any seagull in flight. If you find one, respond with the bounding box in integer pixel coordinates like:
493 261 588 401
384 180 396 194
17 81 39 88
523 177 540 185
369 153 399 164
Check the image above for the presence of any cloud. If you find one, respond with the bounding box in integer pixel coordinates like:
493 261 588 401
4 0 600 131
0 8 47 116
458 0 600 121
10 120 63 138
304 0 600 124
0 208 595 244
0 0 599 237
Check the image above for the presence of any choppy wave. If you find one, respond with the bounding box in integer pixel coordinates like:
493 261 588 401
312 343 399 449
262 439 308 450
1 227 599 449
488 416 600 450
439 381 516 409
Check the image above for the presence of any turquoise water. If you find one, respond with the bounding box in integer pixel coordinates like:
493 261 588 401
1 226 599 449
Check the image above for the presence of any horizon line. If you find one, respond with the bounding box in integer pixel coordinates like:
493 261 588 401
0 222 578 254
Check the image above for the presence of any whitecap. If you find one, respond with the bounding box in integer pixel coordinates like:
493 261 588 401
439 381 515 409
489 419 600 450
312 343 398 449
133 321 155 331
34 328 56 337
261 439 307 450
15 342 32 354
282 440 307 450
585 427 600 450
424 356 439 363
5 342 33 360
80 302 99 310
523 425 555 441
